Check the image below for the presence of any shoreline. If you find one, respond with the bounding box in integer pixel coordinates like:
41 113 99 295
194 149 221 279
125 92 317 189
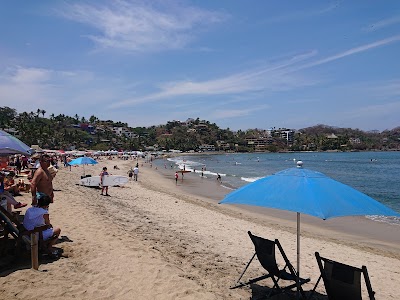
149 157 400 258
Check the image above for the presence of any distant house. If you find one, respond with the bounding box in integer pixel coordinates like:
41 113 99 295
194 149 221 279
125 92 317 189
326 133 338 139
111 127 137 138
195 124 208 131
199 144 215 151
349 138 361 144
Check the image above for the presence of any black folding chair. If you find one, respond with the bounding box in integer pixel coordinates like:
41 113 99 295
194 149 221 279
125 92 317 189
310 252 375 300
231 231 310 298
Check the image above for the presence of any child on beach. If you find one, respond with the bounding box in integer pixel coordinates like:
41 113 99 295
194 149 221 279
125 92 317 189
175 171 178 183
100 167 109 196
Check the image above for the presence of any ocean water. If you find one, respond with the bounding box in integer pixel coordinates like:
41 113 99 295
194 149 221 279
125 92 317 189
162 151 400 225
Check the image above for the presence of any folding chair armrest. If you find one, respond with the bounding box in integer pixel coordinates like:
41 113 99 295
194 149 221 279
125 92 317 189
21 225 49 240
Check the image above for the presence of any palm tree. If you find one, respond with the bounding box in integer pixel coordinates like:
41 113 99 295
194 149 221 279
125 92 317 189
41 109 46 118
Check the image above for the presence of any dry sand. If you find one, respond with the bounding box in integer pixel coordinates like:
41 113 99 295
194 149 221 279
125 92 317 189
1 157 399 299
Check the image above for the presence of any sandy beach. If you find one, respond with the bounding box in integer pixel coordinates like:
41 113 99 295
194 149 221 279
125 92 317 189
1 157 399 299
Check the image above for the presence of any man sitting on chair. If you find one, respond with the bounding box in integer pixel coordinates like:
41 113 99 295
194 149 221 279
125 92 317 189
23 192 61 256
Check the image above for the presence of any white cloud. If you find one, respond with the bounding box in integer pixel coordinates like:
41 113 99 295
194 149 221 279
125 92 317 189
367 79 400 97
364 16 400 32
108 35 400 109
294 35 400 71
110 50 319 108
0 66 123 116
264 3 339 23
5 66 52 84
58 0 228 52
211 105 270 119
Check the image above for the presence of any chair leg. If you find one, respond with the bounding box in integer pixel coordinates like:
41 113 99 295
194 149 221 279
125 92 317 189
362 266 376 300
230 253 256 288
307 275 322 300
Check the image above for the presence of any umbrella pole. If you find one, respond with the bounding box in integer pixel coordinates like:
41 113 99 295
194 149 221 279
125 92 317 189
297 212 300 300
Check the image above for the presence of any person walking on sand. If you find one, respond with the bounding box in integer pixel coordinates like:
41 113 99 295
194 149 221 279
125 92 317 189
217 173 221 182
31 154 54 206
100 167 109 196
133 166 139 181
128 168 133 180
175 171 178 184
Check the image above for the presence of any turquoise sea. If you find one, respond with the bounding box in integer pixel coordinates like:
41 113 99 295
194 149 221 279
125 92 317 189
162 151 400 225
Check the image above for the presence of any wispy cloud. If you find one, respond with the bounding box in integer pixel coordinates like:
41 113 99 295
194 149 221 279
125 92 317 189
57 0 228 52
110 50 319 108
110 34 400 108
364 16 400 32
347 101 400 119
294 35 400 71
211 105 270 119
0 66 124 115
264 2 339 23
5 66 52 84
364 79 400 97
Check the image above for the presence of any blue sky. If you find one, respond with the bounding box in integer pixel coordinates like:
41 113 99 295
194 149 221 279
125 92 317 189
1 1 399 131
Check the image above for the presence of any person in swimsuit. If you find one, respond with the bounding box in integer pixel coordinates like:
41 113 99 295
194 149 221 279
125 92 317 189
100 167 109 196
31 154 54 206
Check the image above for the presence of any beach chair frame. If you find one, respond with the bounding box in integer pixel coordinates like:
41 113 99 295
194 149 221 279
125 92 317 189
231 231 310 298
310 252 375 300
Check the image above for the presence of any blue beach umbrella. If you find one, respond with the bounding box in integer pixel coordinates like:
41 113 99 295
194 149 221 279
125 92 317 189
0 130 34 156
68 156 98 175
220 161 400 298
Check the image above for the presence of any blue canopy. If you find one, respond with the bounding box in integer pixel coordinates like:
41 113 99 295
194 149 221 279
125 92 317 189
68 156 98 176
68 156 98 166
220 166 400 220
0 130 34 156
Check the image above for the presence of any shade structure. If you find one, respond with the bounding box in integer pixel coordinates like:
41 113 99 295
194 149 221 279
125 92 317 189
219 163 400 298
68 156 98 176
0 130 34 156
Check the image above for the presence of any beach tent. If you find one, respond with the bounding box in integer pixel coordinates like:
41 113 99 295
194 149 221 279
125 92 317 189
220 161 400 299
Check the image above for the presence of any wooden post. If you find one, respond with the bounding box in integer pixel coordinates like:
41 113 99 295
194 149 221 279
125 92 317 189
31 233 39 270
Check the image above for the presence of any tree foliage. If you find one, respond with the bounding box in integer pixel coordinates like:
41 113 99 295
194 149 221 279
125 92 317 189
0 107 399 152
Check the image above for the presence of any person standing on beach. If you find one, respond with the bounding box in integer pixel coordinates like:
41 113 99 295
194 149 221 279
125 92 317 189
133 166 139 181
217 173 221 182
31 154 54 206
100 167 109 196
175 171 178 183
128 168 133 180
